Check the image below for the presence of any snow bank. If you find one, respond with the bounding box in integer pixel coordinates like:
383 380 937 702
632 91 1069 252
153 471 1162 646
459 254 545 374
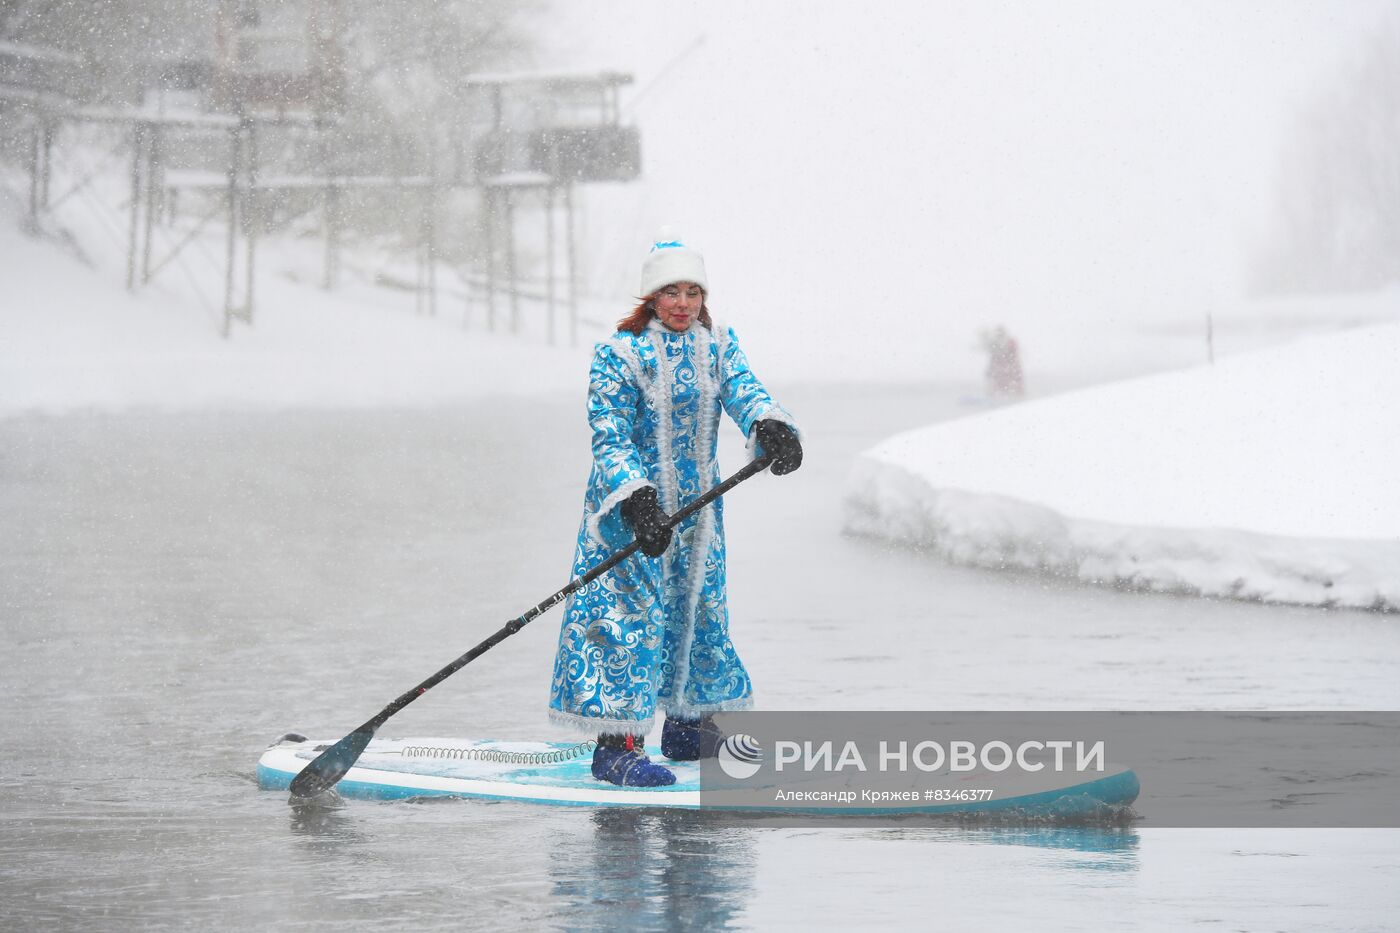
845 324 1400 611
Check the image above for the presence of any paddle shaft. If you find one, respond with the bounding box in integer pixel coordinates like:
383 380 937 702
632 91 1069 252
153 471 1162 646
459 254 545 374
322 454 771 737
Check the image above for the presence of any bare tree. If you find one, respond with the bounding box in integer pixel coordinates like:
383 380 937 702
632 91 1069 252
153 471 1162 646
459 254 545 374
336 0 538 174
1 0 213 103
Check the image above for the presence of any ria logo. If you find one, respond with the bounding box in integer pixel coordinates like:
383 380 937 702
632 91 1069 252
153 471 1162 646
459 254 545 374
717 733 763 779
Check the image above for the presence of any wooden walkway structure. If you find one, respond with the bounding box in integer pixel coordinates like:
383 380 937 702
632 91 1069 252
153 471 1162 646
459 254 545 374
2 31 640 344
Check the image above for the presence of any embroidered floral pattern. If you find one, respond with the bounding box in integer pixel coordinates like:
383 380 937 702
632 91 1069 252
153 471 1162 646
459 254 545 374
548 322 793 735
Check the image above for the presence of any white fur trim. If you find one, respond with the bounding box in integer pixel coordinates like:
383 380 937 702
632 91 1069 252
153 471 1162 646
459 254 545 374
747 409 802 458
662 694 755 719
710 318 730 370
606 335 647 393
641 246 708 297
668 323 722 707
586 477 654 547
643 322 681 516
549 707 656 738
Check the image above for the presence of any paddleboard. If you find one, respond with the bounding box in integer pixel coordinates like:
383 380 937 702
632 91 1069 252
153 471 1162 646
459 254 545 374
258 734 1140 816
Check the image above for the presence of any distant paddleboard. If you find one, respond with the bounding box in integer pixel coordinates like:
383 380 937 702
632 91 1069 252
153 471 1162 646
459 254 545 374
258 734 1139 815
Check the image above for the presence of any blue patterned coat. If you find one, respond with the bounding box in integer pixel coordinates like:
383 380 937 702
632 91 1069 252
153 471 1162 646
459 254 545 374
547 318 797 736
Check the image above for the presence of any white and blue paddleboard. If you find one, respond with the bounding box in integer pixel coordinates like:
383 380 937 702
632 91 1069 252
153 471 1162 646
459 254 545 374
257 734 1140 816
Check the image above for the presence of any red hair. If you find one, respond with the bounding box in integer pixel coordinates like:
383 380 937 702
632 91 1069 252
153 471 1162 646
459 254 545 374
616 293 713 335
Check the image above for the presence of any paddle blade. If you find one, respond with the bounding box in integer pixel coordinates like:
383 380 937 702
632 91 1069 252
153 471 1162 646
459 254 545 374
288 727 375 800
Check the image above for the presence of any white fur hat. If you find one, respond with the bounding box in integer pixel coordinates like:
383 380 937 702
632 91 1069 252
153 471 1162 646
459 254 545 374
640 229 708 297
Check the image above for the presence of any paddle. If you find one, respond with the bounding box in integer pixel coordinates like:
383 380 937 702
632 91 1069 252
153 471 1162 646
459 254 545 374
288 454 775 800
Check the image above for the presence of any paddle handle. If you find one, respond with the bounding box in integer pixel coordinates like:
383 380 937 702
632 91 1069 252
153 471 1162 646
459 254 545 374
360 454 774 732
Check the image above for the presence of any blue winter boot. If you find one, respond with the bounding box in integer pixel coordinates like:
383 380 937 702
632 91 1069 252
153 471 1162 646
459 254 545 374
592 735 676 787
660 715 725 761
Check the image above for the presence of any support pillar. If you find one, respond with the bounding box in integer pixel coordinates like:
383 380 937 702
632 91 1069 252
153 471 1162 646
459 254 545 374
485 187 498 333
127 122 145 291
323 178 339 290
141 124 161 284
223 122 240 338
243 119 258 324
545 184 557 346
426 181 438 318
565 183 578 347
505 188 518 333
39 121 54 210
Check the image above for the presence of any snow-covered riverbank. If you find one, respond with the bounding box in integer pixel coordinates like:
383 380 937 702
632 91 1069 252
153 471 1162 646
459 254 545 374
845 321 1400 611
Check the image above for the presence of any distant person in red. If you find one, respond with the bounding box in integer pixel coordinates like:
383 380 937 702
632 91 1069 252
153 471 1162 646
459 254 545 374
982 326 1024 398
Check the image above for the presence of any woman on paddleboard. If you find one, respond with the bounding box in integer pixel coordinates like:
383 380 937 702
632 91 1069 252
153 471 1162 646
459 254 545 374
547 232 802 787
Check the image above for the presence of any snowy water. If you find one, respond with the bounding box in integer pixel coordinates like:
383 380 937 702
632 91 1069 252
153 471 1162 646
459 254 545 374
3 385 1398 930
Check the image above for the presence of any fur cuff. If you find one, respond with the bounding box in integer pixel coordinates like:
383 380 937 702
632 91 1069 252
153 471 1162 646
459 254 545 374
548 707 657 738
585 478 654 546
746 409 802 457
661 694 756 719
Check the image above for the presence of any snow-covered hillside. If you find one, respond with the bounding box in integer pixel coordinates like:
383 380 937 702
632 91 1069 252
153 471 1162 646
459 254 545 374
0 186 596 418
845 323 1400 610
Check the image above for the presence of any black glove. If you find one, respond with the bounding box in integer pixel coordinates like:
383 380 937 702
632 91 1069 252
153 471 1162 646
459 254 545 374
619 486 672 557
755 419 803 476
